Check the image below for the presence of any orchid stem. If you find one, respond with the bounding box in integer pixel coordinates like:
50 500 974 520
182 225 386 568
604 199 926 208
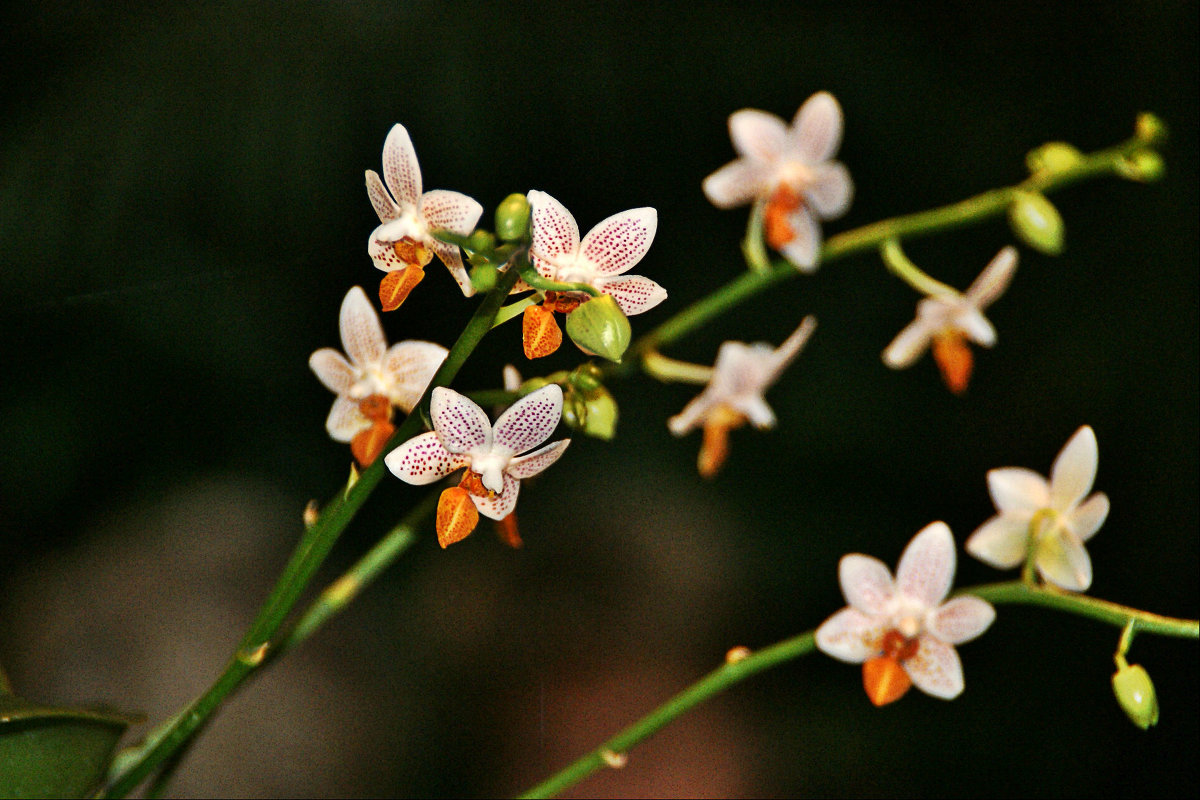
880 237 958 297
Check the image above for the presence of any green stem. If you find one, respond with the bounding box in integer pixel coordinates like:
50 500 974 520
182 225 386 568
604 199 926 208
880 238 958 297
741 199 772 273
641 350 715 385
521 579 1196 798
517 263 601 297
104 266 524 799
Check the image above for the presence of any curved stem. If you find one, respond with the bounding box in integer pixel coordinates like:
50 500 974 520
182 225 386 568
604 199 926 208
880 237 958 297
521 579 1196 798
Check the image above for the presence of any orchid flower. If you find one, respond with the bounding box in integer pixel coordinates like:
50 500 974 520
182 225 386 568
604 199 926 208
667 316 816 477
703 91 854 271
384 385 570 546
365 124 484 309
816 522 996 706
882 246 1018 394
309 286 447 464
966 425 1110 591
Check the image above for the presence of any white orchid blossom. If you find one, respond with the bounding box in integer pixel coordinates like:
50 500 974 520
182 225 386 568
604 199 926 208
526 190 666 316
703 91 854 271
365 123 483 296
309 286 447 442
816 522 996 704
966 425 1110 591
384 385 571 521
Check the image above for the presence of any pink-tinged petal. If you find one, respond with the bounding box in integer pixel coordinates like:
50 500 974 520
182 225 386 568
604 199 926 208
815 607 888 664
508 439 571 479
381 123 421 209
384 431 467 485
956 307 997 347
882 316 935 369
736 396 776 429
1049 426 1099 513
579 207 657 277
339 286 386 367
1068 492 1109 542
492 384 563 458
964 247 1018 310
528 190 580 277
729 109 788 162
1036 529 1093 591
702 159 773 209
927 596 995 645
420 189 484 235
470 472 520 520
839 554 896 616
896 521 956 608
763 316 817 386
804 162 853 219
595 275 668 316
326 396 368 443
429 387 492 455
667 392 717 436
369 231 407 273
384 341 448 412
987 467 1049 516
365 170 400 222
309 348 356 395
777 205 822 272
790 92 844 165
965 514 1029 570
905 636 964 700
428 239 475 297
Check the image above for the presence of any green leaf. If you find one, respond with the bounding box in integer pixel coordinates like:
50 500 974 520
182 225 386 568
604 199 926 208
0 694 139 798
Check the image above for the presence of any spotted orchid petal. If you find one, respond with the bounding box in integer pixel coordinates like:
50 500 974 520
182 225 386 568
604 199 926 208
340 286 387 368
790 91 844 165
905 636 965 700
896 522 956 608
527 190 581 279
814 607 890 664
325 395 367 443
838 554 896 617
492 385 564 458
579 207 658 278
594 274 668 316
365 169 401 222
309 348 356 396
430 387 492 455
507 439 572 480
470 473 521 521
383 341 447 412
380 123 422 210
1049 425 1099 512
384 431 469 484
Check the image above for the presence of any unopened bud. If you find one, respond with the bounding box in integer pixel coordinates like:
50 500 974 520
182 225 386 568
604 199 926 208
1025 142 1084 175
568 363 604 393
581 387 618 440
565 295 632 362
1008 190 1064 255
495 193 531 241
469 263 498 292
303 500 319 528
1112 662 1159 729
560 389 587 430
1115 150 1165 183
1135 112 1167 146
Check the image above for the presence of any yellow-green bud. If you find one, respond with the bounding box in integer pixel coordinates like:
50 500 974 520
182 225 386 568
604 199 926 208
1115 150 1165 183
1111 662 1159 730
466 229 496 254
560 389 587 429
1135 112 1167 146
565 295 632 362
581 387 618 440
469 263 498 293
495 193 531 241
569 363 604 393
1025 142 1084 176
1008 191 1064 255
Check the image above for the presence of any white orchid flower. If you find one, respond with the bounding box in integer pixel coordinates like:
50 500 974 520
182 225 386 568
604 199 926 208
816 522 996 705
703 91 854 271
966 425 1110 591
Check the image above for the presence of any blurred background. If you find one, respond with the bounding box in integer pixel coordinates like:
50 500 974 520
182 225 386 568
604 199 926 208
1 2 1196 797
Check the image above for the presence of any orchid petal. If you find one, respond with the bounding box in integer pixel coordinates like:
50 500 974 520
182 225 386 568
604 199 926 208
1036 529 1093 591
964 247 1018 309
804 162 854 219
728 109 788 162
1069 492 1110 542
428 239 475 297
595 275 668 316
508 439 571 479
369 230 408 273
839 554 896 616
791 92 844 165
420 189 484 235
365 170 400 223
470 472 520 520
383 341 447 412
309 348 356 395
896 522 956 608
384 431 467 484
882 317 936 369
927 596 995 645
956 307 997 347
667 393 716 436
580 207 657 277
1050 426 1099 513
528 190 581 278
763 316 817 385
430 387 492 455
737 396 776 429
381 123 421 209
905 636 964 699
777 205 822 272
326 396 368 443
339 286 386 367
815 607 889 664
492 384 563 458
987 467 1050 517
965 514 1029 569
702 159 773 209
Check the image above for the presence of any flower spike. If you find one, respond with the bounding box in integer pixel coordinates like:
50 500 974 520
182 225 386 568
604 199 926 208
966 425 1110 591
365 124 484 308
384 385 571 546
816 522 996 705
703 92 854 271
309 287 448 465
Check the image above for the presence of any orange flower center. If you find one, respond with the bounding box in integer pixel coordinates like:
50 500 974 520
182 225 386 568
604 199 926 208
932 331 973 395
764 185 804 250
862 629 920 706
698 405 749 478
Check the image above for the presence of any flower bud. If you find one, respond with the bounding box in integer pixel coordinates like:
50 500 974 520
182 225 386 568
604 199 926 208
1135 112 1167 146
560 389 587 429
1008 191 1064 255
581 387 618 440
465 229 496 254
1111 662 1159 729
565 295 632 362
568 363 604 393
1115 150 1165 183
1025 142 1084 176
469 263 498 293
495 193 531 241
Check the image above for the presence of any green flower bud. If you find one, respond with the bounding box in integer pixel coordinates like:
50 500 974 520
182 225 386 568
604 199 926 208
581 386 618 440
495 193 531 241
469 263 498 293
568 363 604 393
1111 662 1159 730
466 229 496 254
1115 150 1165 183
1135 112 1167 146
518 377 550 394
1008 190 1064 255
560 388 587 429
1025 142 1084 175
565 295 632 363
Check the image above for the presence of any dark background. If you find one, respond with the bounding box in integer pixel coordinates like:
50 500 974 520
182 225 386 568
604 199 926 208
1 2 1196 797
